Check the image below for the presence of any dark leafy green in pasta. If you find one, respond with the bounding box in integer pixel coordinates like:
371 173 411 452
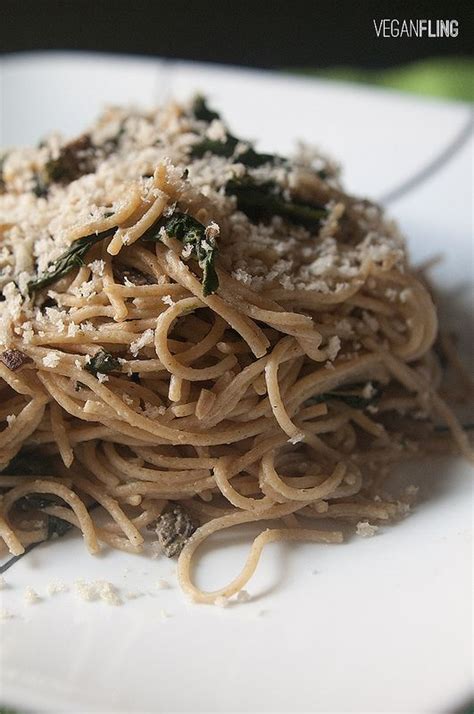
1 450 55 476
16 494 73 539
0 153 8 194
225 177 327 231
27 227 117 294
31 173 49 198
191 95 221 123
47 515 73 539
189 97 284 168
236 146 285 168
190 133 284 169
84 349 121 376
308 382 383 410
190 134 239 160
45 135 95 185
142 211 219 296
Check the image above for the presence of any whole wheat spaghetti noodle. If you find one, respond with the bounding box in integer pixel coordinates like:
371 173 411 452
0 97 471 603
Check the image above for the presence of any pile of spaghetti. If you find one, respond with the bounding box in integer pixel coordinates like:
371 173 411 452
0 97 471 603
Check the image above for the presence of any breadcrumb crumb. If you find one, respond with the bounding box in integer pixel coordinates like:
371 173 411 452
46 579 69 595
24 586 40 604
356 521 379 537
42 351 60 368
236 590 250 603
125 591 142 600
74 578 121 604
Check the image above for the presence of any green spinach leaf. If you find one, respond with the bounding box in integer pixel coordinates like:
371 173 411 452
47 515 73 539
1 450 55 476
225 177 326 230
142 212 218 296
190 133 283 169
16 494 73 540
191 95 221 122
190 134 239 159
27 227 116 294
308 382 382 410
84 349 121 376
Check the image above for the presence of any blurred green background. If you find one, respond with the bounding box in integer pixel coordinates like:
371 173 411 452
296 57 473 102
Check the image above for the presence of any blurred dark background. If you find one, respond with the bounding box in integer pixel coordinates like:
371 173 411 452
1 0 471 69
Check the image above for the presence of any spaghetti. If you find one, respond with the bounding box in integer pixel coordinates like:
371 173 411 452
0 97 471 603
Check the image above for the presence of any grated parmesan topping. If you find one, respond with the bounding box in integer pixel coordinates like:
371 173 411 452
24 586 40 604
42 351 60 368
142 402 166 419
129 328 155 357
73 578 121 605
46 579 69 595
356 521 379 537
326 335 341 362
0 97 409 354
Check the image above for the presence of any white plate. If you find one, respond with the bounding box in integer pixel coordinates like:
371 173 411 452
0 53 472 714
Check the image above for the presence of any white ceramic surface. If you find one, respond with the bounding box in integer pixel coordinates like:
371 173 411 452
0 53 472 714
